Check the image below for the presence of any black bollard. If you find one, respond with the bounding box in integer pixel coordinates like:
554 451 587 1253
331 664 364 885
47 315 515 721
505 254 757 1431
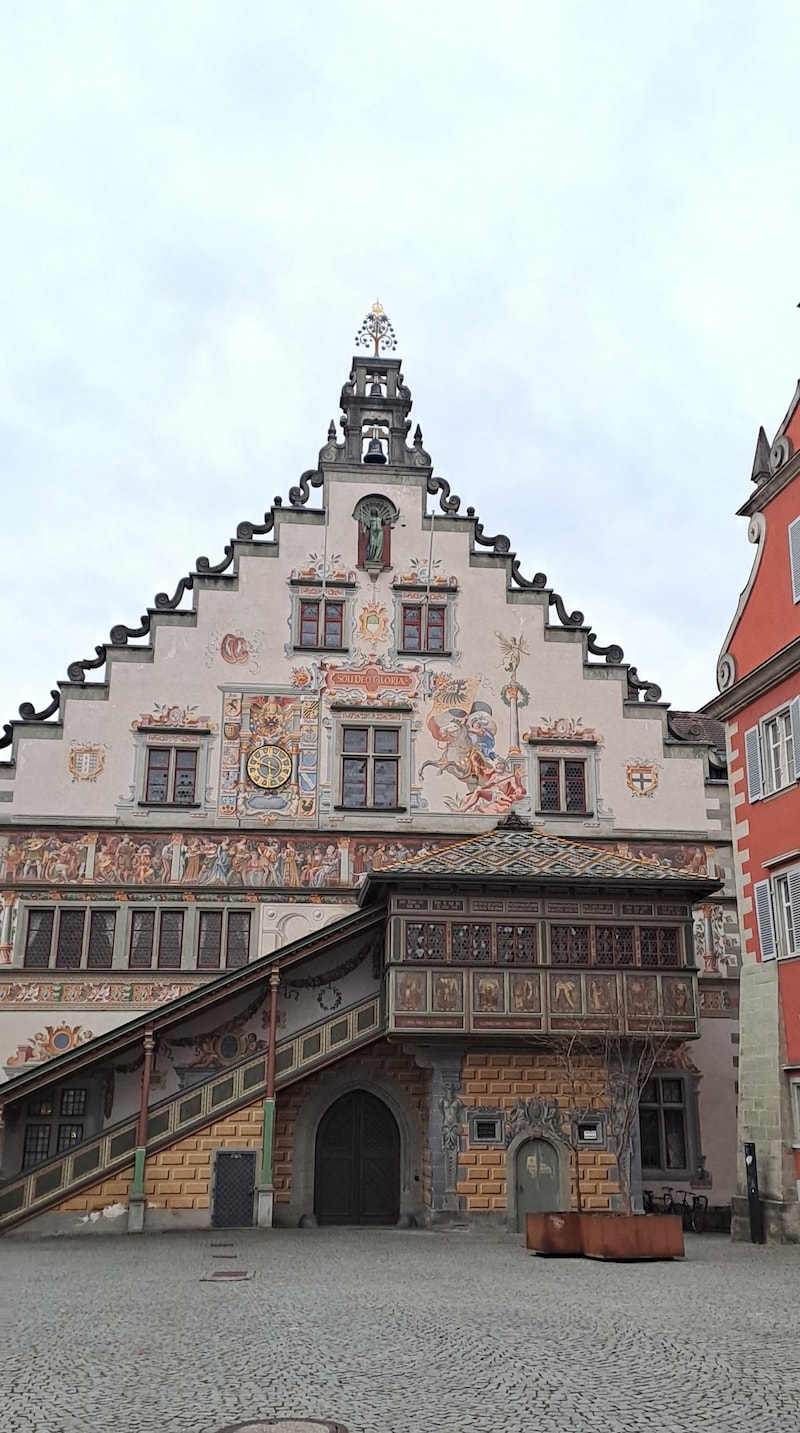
744 1141 764 1244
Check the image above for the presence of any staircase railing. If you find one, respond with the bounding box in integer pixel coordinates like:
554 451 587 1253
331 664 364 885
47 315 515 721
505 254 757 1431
0 992 383 1231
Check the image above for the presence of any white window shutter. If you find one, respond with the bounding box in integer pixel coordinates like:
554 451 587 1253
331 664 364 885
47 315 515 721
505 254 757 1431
789 518 800 604
744 726 763 801
789 869 800 955
754 879 777 961
790 698 800 775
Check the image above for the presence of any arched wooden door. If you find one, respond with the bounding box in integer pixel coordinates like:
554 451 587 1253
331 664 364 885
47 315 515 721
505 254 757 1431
314 1090 400 1226
514 1137 563 1231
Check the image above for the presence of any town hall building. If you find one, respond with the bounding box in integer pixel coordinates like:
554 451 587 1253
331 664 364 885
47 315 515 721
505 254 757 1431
0 306 740 1235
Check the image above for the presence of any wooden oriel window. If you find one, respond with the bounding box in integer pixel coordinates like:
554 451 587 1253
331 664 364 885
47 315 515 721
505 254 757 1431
538 757 587 813
340 726 400 809
144 747 198 804
298 599 345 649
400 603 446 653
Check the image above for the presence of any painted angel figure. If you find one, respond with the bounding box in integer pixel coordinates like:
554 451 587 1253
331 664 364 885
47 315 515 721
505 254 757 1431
496 631 530 678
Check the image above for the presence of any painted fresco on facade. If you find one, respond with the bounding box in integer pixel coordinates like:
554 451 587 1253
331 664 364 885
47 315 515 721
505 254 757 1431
421 670 527 815
219 693 319 820
204 629 265 674
320 654 423 706
356 601 390 647
0 980 198 1008
131 704 217 731
0 831 722 890
522 716 600 742
0 831 455 888
5 1022 94 1066
396 556 457 587
68 743 108 783
289 553 357 583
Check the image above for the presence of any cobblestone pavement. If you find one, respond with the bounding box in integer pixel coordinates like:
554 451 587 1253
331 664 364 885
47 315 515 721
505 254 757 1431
2 1230 800 1433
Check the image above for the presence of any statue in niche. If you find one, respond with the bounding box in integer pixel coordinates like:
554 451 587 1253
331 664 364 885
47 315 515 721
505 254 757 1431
362 505 387 563
440 1082 464 1194
354 495 398 568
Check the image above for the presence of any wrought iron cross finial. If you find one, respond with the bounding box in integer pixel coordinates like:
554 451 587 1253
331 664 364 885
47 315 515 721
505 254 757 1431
355 299 398 356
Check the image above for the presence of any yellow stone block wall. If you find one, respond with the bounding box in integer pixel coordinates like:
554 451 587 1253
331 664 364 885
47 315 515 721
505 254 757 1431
274 1039 429 1209
51 1102 264 1214
458 1051 619 1213
56 1171 133 1213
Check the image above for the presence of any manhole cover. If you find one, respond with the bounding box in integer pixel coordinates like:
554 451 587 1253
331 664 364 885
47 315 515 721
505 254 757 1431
217 1423 347 1433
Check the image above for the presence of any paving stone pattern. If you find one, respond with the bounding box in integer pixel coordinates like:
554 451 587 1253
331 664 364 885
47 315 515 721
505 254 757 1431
1 1231 800 1433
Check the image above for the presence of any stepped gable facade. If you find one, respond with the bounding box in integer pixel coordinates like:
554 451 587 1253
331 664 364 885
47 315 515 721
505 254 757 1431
0 308 740 1233
705 377 800 1241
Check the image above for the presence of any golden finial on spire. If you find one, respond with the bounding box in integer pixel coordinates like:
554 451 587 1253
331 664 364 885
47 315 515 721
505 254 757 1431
356 300 397 357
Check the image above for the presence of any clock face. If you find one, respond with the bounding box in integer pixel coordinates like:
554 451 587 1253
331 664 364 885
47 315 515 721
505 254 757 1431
246 744 293 791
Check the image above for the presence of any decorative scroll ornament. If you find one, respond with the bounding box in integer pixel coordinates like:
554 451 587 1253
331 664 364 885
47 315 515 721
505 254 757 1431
7 1022 94 1065
505 1096 565 1146
355 299 397 356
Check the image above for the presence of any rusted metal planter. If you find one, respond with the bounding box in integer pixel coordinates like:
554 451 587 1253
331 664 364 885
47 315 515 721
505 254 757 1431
579 1212 684 1261
525 1211 583 1256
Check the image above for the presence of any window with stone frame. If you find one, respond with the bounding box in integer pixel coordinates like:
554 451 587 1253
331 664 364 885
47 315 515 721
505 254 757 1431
537 757 588 814
196 909 252 970
23 907 117 971
21 1088 89 1170
744 699 800 801
297 597 346 650
773 868 800 959
639 1075 689 1175
399 601 447 654
143 746 198 805
339 725 402 810
128 909 186 969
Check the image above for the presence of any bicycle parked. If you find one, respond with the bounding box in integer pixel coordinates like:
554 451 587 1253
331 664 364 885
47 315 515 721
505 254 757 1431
658 1187 708 1232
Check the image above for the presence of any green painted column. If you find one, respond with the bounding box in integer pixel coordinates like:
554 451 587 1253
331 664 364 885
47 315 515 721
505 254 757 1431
131 1145 147 1198
260 1098 275 1187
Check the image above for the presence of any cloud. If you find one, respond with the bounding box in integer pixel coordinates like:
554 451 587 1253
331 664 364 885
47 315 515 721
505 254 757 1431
1 0 799 721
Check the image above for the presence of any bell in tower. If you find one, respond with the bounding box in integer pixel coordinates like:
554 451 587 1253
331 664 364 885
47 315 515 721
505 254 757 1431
363 427 388 465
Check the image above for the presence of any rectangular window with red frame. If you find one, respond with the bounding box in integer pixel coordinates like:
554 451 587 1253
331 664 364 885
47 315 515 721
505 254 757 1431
298 599 345 649
401 603 446 653
144 748 197 805
537 757 587 813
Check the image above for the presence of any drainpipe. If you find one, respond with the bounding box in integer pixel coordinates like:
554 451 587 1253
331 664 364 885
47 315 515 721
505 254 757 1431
128 1028 155 1234
257 968 281 1229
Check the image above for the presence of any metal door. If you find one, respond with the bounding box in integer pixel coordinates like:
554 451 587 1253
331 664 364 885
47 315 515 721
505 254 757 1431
212 1150 256 1228
314 1090 400 1226
515 1137 561 1231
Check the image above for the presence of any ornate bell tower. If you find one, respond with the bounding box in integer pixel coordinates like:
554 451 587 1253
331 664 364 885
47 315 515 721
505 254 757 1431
318 302 432 471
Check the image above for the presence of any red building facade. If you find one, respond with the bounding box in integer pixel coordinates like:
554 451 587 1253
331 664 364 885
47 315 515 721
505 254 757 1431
706 385 800 1240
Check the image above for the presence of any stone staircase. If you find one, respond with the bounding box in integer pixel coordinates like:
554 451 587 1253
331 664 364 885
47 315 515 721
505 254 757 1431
0 991 383 1232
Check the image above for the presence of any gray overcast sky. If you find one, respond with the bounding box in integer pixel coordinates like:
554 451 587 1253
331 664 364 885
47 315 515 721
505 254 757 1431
1 1 798 725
